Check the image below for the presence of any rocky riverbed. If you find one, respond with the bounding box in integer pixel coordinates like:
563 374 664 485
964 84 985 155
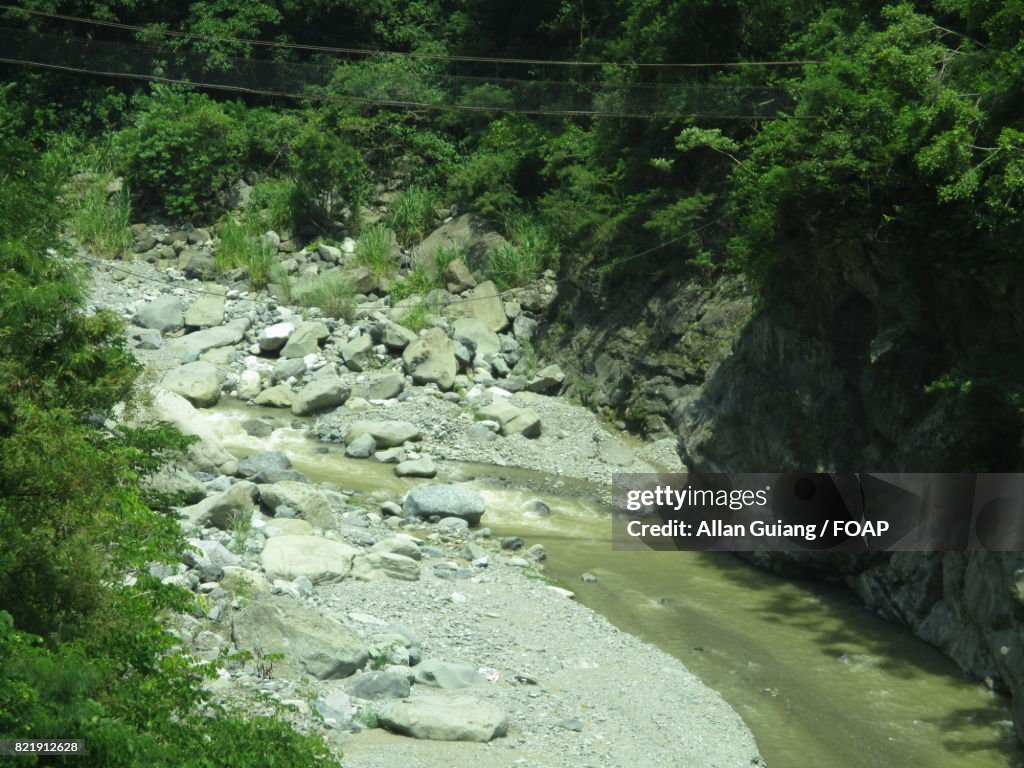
81 229 763 767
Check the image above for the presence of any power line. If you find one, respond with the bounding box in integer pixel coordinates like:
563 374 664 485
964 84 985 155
1 4 822 69
1 27 810 119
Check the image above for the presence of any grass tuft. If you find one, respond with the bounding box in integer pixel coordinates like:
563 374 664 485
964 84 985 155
67 173 132 258
354 224 398 278
386 186 439 245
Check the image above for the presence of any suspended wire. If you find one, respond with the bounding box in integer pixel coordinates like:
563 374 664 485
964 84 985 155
0 27 813 120
0 4 822 69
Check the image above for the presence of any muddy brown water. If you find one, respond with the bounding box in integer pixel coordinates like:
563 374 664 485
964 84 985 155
208 409 1023 768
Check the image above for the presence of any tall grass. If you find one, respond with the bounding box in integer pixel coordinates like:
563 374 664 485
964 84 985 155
298 273 356 321
247 177 299 233
67 173 132 258
434 242 465 278
215 216 277 290
354 224 398 278
386 186 439 245
487 216 558 289
389 262 436 302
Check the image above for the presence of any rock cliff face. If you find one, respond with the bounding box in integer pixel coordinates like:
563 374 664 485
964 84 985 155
545 244 1024 737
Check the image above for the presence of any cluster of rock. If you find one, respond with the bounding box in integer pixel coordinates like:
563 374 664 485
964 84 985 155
143 401 551 746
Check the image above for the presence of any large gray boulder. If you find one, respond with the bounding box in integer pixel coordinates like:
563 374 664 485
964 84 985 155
168 318 249 359
232 596 368 679
340 335 374 372
452 318 500 360
237 451 291 479
257 321 295 353
413 660 484 689
381 322 418 350
344 670 410 700
345 420 421 448
291 377 350 416
395 457 437 478
351 552 421 581
184 289 225 328
143 388 238 475
526 363 566 394
377 695 508 742
140 463 206 506
135 295 184 334
259 481 334 528
253 384 294 408
443 280 508 332
260 535 360 584
161 361 222 407
179 481 255 529
280 321 329 358
477 398 541 438
351 372 405 401
402 327 456 390
414 214 507 276
444 259 476 293
403 484 485 525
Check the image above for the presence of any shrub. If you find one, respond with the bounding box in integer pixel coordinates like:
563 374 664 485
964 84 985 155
66 172 132 258
354 224 398 278
291 122 369 229
386 186 439 245
116 87 243 217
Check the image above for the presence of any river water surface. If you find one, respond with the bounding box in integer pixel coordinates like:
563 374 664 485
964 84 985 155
208 409 1023 768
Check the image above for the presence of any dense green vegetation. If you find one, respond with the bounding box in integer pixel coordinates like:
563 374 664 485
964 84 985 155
0 92 337 766
1 0 1023 757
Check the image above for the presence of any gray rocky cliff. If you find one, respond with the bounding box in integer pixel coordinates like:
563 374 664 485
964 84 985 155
544 245 1024 738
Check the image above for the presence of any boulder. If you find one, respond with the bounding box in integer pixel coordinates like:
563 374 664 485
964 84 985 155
232 596 368 679
377 695 508 742
452 318 500 360
370 536 422 561
351 372 405 401
444 259 477 293
345 420 421 448
344 670 410 701
413 660 484 689
260 535 360 584
381 323 417 350
443 280 508 332
161 361 222 408
237 451 292 479
345 433 377 458
180 481 255 529
184 289 226 328
259 481 334 528
142 388 237 475
526 363 566 394
340 335 374 372
220 566 271 596
273 357 306 383
258 322 295 353
280 321 329 358
179 248 215 279
395 457 437 478
414 214 508 275
140 463 206 506
477 398 541 438
403 484 485 525
291 377 350 416
402 327 456 390
253 384 294 408
262 518 314 538
135 295 184 334
351 552 421 581
168 318 249 359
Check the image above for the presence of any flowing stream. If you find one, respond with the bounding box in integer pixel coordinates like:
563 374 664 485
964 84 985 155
208 407 1023 768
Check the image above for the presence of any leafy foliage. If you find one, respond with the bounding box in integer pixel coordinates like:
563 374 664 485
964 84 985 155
116 87 244 218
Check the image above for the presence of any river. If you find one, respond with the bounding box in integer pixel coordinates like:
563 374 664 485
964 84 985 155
207 408 1023 768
